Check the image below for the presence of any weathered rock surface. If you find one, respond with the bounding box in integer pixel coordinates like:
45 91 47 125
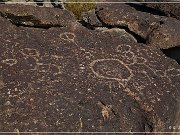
147 17 180 49
0 4 180 134
96 28 137 43
144 0 180 21
0 4 76 27
96 3 180 49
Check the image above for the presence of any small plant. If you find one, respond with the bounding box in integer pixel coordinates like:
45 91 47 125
64 0 96 20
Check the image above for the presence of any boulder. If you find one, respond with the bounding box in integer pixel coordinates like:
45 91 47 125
147 17 180 49
144 0 180 21
0 4 76 28
96 3 180 49
0 4 180 133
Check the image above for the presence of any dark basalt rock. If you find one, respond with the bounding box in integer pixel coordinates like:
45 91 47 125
98 28 137 44
0 4 76 28
147 17 180 49
0 4 180 134
96 3 180 49
144 0 180 21
96 3 161 39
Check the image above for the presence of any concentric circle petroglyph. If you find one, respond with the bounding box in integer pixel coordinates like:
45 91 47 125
90 59 133 87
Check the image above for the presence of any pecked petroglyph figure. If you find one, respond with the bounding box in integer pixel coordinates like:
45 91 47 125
2 59 18 66
90 58 133 87
60 32 76 43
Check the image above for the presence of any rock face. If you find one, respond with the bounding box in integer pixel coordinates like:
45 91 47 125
96 3 180 49
147 17 180 49
144 0 180 21
0 4 76 27
0 3 180 134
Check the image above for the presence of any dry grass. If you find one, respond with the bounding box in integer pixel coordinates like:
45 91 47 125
64 0 96 20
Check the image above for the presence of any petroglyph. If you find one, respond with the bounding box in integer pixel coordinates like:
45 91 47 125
60 32 75 43
21 48 40 57
167 68 180 77
2 59 17 66
0 5 180 132
133 82 146 91
59 32 86 50
115 44 136 65
124 88 141 101
90 59 133 87
123 51 134 59
135 57 148 64
116 44 132 53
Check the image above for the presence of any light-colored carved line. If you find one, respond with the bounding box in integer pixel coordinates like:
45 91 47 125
21 48 40 57
2 59 17 66
89 58 134 87
59 32 75 43
116 44 132 52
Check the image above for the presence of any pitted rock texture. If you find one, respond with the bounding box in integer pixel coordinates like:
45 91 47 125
96 3 180 49
0 4 76 27
0 3 180 134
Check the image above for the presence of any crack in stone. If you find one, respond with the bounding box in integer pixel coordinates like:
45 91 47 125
0 12 64 29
